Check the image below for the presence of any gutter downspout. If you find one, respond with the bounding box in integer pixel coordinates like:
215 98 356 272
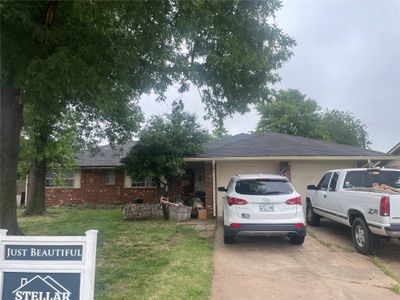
212 160 216 217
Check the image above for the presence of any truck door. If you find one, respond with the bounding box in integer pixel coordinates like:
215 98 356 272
325 172 341 214
314 172 332 210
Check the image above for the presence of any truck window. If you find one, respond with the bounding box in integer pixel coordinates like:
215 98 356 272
329 172 339 191
317 172 332 191
343 170 400 189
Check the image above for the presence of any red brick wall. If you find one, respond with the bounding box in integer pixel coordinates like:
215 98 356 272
46 169 161 206
45 165 215 217
204 161 213 217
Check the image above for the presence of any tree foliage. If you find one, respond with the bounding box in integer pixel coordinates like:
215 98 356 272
256 89 322 139
256 89 370 147
321 110 370 148
122 101 209 192
1 0 294 232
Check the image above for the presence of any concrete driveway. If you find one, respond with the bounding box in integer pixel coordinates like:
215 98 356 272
308 219 400 278
211 222 399 300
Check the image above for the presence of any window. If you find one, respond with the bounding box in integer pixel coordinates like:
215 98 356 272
317 172 332 191
343 170 400 189
132 177 157 188
105 170 116 185
46 170 74 188
235 179 293 195
329 172 339 192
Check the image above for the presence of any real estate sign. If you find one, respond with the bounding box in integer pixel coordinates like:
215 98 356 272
0 229 98 300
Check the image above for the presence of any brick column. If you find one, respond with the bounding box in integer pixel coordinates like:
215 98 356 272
204 161 213 217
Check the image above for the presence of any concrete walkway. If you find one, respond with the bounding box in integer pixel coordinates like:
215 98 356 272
211 223 399 300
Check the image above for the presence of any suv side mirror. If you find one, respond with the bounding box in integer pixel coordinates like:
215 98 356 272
307 184 317 190
218 187 227 192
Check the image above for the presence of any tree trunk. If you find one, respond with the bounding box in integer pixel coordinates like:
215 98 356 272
0 84 23 235
23 158 47 216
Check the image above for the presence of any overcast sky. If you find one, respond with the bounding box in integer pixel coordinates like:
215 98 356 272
139 0 400 152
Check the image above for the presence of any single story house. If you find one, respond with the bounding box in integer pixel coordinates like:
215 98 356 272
44 133 398 217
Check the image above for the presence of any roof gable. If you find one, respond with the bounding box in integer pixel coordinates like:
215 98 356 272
388 142 400 155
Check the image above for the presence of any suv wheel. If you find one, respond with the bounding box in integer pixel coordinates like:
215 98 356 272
351 217 379 255
223 217 235 244
306 202 320 226
224 235 235 244
289 235 305 245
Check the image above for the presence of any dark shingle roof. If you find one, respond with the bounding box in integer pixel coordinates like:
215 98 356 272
76 133 393 167
76 142 136 167
196 133 391 158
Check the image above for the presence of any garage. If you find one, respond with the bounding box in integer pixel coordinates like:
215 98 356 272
186 133 397 217
216 160 277 216
290 160 356 199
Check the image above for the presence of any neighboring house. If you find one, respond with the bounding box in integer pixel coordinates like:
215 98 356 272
44 133 397 218
385 142 400 169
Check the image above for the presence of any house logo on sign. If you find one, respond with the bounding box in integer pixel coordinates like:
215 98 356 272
12 275 71 300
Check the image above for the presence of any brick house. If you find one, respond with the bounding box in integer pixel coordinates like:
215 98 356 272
44 133 398 218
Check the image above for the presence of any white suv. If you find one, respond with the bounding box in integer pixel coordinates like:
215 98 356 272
218 174 306 245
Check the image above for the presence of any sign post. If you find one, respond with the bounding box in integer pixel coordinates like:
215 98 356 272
0 229 98 300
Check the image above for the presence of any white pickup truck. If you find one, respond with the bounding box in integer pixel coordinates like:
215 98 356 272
306 168 400 254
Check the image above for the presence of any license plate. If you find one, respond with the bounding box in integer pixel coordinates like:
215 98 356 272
259 203 274 212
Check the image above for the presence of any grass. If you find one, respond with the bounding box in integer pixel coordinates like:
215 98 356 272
309 230 399 294
372 256 400 295
17 208 214 300
392 284 400 294
308 230 354 253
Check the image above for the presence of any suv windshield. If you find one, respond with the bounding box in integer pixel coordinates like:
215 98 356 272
343 170 400 189
235 179 293 195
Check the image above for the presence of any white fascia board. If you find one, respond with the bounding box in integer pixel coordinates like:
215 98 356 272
184 156 397 162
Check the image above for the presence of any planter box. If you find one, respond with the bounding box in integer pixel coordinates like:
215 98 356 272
123 203 163 220
168 205 191 221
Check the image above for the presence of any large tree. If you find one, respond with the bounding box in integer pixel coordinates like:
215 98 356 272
122 101 209 195
321 109 370 148
21 97 142 216
255 89 370 147
1 0 294 234
255 89 323 139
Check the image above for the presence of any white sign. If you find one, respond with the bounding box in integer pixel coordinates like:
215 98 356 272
0 229 98 300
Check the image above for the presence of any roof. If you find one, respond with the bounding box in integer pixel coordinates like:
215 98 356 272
194 133 393 159
388 142 400 155
76 142 135 167
75 133 395 167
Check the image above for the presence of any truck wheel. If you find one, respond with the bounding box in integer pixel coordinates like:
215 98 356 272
352 217 379 255
306 203 320 226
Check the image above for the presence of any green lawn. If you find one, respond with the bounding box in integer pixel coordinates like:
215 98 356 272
17 208 214 300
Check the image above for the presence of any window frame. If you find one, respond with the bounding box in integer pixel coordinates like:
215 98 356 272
45 170 74 188
317 172 332 191
105 169 116 185
131 177 157 188
328 172 340 192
